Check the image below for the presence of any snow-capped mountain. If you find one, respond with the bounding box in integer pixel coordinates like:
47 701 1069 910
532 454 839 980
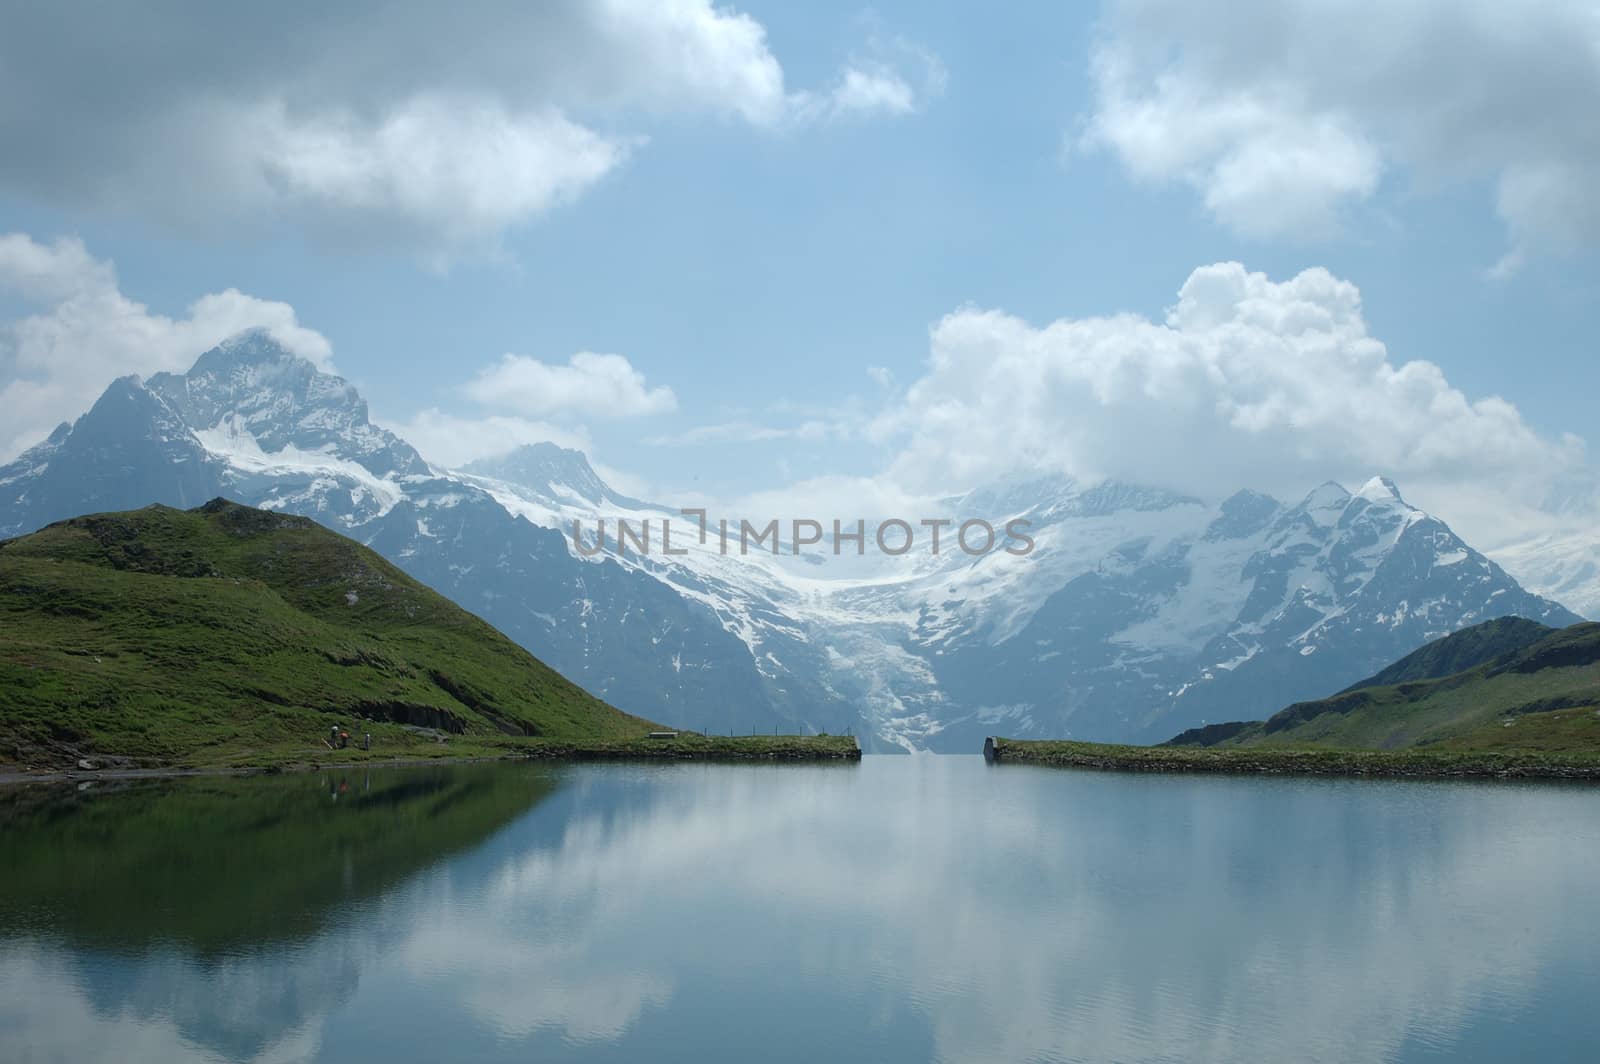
0 332 1584 749
783 471 1579 749
1488 530 1600 621
0 332 801 738
462 444 634 512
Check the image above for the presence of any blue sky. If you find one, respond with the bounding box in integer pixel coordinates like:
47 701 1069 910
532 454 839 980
0 0 1596 544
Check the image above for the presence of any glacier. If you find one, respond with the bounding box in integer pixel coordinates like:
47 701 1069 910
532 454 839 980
0 331 1585 751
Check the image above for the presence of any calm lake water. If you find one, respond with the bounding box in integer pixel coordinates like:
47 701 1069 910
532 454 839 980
2 756 1597 1063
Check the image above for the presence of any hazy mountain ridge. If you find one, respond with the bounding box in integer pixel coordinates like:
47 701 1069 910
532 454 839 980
0 332 1585 749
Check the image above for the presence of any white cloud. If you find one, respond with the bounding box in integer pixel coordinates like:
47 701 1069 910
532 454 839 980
1083 0 1600 263
645 418 844 447
257 95 633 256
725 472 928 525
382 409 595 470
794 34 947 123
463 351 677 419
385 409 654 498
0 2 939 257
826 66 919 118
871 261 1588 545
0 233 330 460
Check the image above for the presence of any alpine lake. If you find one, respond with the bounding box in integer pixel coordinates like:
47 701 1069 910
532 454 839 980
3 755 1597 1063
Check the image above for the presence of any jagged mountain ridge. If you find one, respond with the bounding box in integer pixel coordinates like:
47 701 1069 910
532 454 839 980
878 473 1580 748
0 331 1583 749
0 332 802 739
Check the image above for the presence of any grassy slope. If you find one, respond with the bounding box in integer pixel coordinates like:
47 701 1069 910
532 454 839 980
1340 615 1554 692
1203 622 1600 754
993 621 1600 779
0 500 656 768
987 738 1600 779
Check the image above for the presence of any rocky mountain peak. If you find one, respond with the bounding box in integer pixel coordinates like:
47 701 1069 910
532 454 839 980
152 333 356 426
188 327 307 371
1205 489 1282 541
140 331 426 478
71 374 189 446
1355 475 1407 506
462 443 620 507
1294 480 1356 524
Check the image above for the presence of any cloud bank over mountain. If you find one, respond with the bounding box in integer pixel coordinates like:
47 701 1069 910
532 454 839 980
3 230 1594 558
0 234 330 460
870 262 1586 545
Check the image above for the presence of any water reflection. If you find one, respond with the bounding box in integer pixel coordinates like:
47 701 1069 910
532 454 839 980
3 758 1597 1063
0 765 555 1061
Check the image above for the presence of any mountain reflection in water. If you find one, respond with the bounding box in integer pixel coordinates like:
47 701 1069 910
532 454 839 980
1 757 1597 1063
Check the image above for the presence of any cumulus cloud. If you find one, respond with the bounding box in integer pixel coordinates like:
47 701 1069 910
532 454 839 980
0 233 330 460
257 96 632 256
383 410 595 470
463 351 677 419
796 35 948 122
828 66 918 117
1082 0 1600 265
870 261 1587 543
0 2 939 257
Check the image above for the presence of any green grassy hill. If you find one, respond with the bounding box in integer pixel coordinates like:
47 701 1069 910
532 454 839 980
0 499 654 768
1165 619 1600 754
1338 615 1555 693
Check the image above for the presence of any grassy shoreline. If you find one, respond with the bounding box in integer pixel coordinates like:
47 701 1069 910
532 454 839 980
0 733 862 784
987 738 1600 781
